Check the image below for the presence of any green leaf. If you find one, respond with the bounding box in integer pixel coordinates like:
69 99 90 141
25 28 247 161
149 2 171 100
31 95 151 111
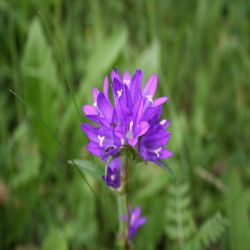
79 28 128 102
160 160 176 182
9 121 41 189
227 168 250 250
135 39 160 74
165 182 195 243
86 28 127 79
42 228 68 250
64 178 97 246
199 212 227 248
21 18 60 156
68 159 104 179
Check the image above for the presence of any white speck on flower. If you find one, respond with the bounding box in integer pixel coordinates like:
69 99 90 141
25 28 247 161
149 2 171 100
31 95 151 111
117 89 122 98
129 121 133 131
146 94 153 103
124 79 130 85
126 121 134 140
154 147 162 158
111 174 115 181
98 135 105 147
160 119 166 126
93 102 97 107
121 138 125 145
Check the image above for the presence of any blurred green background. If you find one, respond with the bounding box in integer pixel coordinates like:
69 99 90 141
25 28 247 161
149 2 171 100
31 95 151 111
0 0 250 249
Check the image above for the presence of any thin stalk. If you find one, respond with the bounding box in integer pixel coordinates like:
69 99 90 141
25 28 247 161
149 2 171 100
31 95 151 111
116 156 130 250
124 156 130 250
117 194 126 237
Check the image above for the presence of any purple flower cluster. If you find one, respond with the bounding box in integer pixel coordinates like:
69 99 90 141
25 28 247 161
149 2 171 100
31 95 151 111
80 69 169 241
122 206 147 241
81 69 172 165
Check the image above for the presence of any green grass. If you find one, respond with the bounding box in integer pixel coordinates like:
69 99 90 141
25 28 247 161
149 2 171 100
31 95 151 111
0 0 250 249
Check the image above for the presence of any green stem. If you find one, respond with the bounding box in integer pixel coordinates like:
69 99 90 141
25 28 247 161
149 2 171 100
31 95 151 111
117 194 126 238
124 156 130 250
116 156 130 250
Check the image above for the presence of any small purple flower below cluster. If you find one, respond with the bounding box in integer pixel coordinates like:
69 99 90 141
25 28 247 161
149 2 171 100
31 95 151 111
81 68 173 167
102 158 121 189
122 206 147 241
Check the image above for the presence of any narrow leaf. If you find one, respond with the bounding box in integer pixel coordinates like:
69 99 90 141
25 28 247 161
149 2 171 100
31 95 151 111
68 159 104 179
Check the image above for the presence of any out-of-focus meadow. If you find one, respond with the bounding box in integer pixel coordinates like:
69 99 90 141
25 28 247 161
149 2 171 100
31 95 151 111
0 0 250 249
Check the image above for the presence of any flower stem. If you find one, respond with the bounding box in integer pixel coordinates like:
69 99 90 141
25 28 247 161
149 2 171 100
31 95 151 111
117 194 125 238
124 156 130 250
116 156 130 250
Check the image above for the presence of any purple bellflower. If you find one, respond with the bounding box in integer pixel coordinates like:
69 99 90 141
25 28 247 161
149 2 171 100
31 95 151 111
102 157 121 189
81 68 172 165
122 206 147 241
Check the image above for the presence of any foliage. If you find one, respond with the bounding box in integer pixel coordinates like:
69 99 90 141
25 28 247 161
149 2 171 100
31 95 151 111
165 182 195 244
165 182 227 250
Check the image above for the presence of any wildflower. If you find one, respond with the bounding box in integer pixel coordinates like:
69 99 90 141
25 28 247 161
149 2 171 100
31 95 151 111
81 68 172 165
102 158 121 189
122 206 147 241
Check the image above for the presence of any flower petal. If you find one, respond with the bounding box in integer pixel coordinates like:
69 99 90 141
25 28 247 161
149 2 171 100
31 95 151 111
109 157 121 170
160 148 173 159
160 119 170 129
127 137 138 147
138 121 150 136
123 71 131 87
103 75 109 100
143 106 162 123
130 69 143 102
111 68 121 82
152 96 168 107
85 115 100 124
97 93 113 122
82 105 97 116
92 88 100 104
87 142 102 156
124 84 133 109
132 97 144 125
112 79 126 119
80 123 99 142
133 207 141 221
138 217 147 226
143 73 158 98
143 131 171 148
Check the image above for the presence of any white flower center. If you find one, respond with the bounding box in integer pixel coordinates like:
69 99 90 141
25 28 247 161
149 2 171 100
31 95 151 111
154 147 162 158
98 135 105 147
111 174 116 181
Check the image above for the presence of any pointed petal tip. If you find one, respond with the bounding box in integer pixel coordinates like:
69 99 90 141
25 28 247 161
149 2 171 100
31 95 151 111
82 105 97 116
138 121 150 136
143 73 158 97
80 123 94 135
152 96 168 107
139 217 147 226
161 149 173 158
80 123 87 131
87 141 102 156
